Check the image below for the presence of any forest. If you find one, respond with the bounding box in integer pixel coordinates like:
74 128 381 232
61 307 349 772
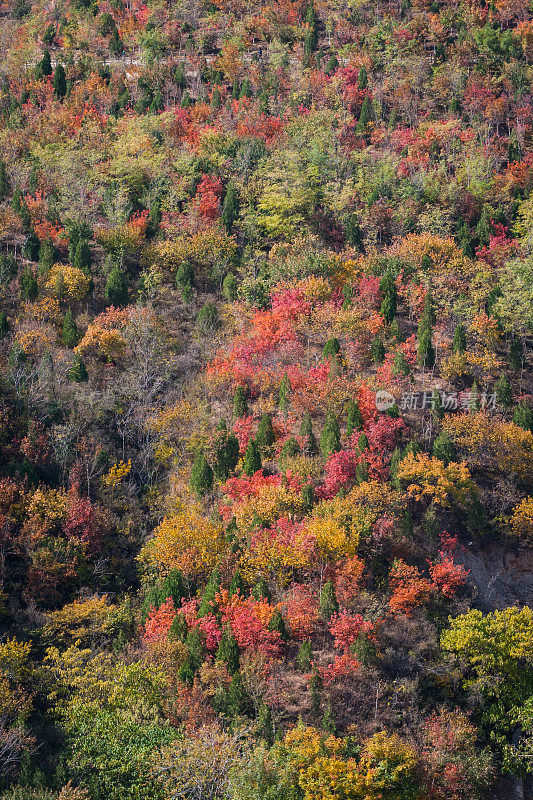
0 0 532 796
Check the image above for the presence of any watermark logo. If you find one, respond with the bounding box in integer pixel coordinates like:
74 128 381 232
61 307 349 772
375 390 396 412
375 389 497 413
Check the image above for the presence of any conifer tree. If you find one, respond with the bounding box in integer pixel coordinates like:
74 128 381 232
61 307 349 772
0 160 9 199
319 580 338 620
216 627 239 675
257 702 274 746
495 374 512 407
53 63 67 98
356 95 372 133
346 400 363 436
243 439 261 476
38 239 55 274
215 433 239 480
379 272 397 322
452 324 467 353
513 402 533 433
221 182 239 232
296 641 312 672
41 49 52 77
256 413 275 449
105 265 128 306
300 413 318 455
418 328 435 368
320 414 341 458
253 578 271 602
233 385 248 418
62 309 78 348
222 273 238 301
229 570 245 597
198 568 221 617
322 702 336 734
189 451 214 497
0 311 9 338
268 609 288 641
432 431 455 465
278 373 290 415
371 337 385 364
310 666 323 716
68 354 88 383
323 338 340 359
20 267 38 300
73 239 92 273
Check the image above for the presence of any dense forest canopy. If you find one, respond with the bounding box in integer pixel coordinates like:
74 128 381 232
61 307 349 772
0 0 532 797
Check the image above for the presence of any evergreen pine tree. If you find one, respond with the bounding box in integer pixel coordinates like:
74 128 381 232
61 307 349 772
418 328 435 368
233 385 248 418
452 324 467 353
0 160 9 199
431 388 443 420
345 214 363 250
239 78 252 98
214 433 239 480
379 272 397 322
221 182 239 232
513 402 533 433
38 238 55 274
302 482 315 511
229 570 245 597
371 337 385 364
278 372 290 415
322 702 336 734
189 450 214 496
320 414 341 458
390 447 402 489
216 627 240 674
67 354 88 382
432 431 455 465
346 400 363 436
253 578 271 602
358 432 369 452
20 267 38 300
300 413 318 455
495 374 512 407
256 413 275 449
392 351 409 376
268 609 288 641
310 667 323 716
323 338 340 359
52 64 67 98
509 337 524 370
417 292 435 340
475 205 492 246
319 580 338 620
324 55 338 76
243 439 261 476
105 265 128 305
62 309 78 348
356 95 372 133
11 186 22 212
357 65 368 90
23 231 40 261
296 641 312 672
222 273 238 301
0 311 9 338
257 702 274 746
198 568 221 617
227 670 252 716
73 239 92 272
41 49 52 77
281 438 300 458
